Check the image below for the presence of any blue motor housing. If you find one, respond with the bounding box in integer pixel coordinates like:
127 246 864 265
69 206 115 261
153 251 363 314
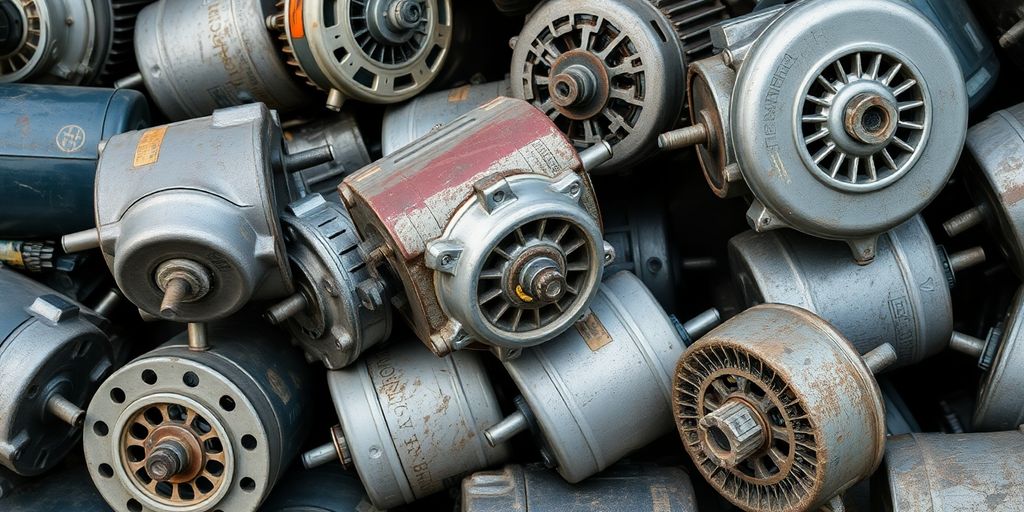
0 84 149 238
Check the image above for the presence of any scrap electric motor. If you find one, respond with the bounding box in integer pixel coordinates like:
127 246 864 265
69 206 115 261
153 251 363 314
0 267 115 478
0 84 150 238
510 0 736 173
340 97 612 357
659 0 968 263
83 322 312 512
61 103 333 323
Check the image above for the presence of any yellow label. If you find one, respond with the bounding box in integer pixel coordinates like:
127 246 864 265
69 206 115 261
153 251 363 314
514 284 534 303
576 313 612 351
133 126 168 168
0 241 24 268
447 85 471 103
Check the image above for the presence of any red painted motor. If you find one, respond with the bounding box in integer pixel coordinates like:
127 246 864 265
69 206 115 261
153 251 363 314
340 97 612 357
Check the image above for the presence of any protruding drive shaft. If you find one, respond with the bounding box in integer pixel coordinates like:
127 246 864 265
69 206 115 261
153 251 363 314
160 278 192 318
114 72 145 90
284 144 335 173
265 292 308 324
302 442 338 469
942 207 984 237
658 123 709 151
146 441 189 481
948 247 986 273
949 331 986 359
484 410 530 447
578 140 613 172
863 343 898 374
46 393 84 427
61 228 101 253
999 18 1024 48
682 308 721 341
187 323 209 352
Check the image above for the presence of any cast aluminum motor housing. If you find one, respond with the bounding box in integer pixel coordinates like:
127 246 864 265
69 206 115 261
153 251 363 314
0 84 150 238
510 0 734 173
663 0 968 263
83 322 312 512
340 97 608 356
876 429 1024 511
728 215 969 369
461 463 699 512
483 271 717 483
126 0 311 120
943 102 1024 278
284 113 372 201
61 103 333 323
0 267 115 477
0 0 110 84
266 194 392 369
274 0 453 110
674 304 889 512
307 343 510 509
381 79 511 156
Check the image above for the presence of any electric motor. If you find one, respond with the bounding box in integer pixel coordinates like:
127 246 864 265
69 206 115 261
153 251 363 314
0 84 149 238
483 271 720 483
943 102 1024 278
271 0 454 110
0 267 115 477
61 103 333 323
300 342 510 510
340 97 611 356
284 113 372 201
83 322 312 512
877 429 1024 511
461 464 699 512
0 0 110 84
674 304 892 512
660 0 968 263
510 0 735 173
729 215 984 369
124 0 312 120
264 194 392 369
602 190 677 311
381 80 511 156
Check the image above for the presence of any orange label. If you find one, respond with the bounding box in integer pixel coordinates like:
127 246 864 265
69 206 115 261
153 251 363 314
133 126 168 168
289 0 305 39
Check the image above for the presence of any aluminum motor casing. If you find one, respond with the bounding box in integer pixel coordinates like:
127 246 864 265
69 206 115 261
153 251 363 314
0 84 150 238
510 0 733 173
461 464 698 512
83 322 312 512
276 194 392 369
728 215 952 368
0 0 111 84
326 343 510 509
0 267 115 477
684 0 967 263
973 288 1024 431
87 103 293 322
674 304 886 512
131 0 311 120
284 113 372 202
876 429 1024 511
497 271 686 483
340 97 603 356
381 80 511 156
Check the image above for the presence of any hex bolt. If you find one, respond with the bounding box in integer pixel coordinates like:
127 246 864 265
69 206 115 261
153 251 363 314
187 323 209 352
578 140 613 172
146 441 189 481
483 410 530 447
942 206 984 237
61 228 101 253
948 246 986 273
518 256 565 303
265 292 308 324
284 144 335 173
45 393 84 428
999 18 1024 48
658 123 709 150
863 343 898 374
949 331 987 359
698 399 765 468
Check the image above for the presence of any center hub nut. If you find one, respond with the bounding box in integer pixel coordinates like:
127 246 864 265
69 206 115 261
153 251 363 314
145 440 190 482
518 256 566 303
844 93 898 145
698 399 766 468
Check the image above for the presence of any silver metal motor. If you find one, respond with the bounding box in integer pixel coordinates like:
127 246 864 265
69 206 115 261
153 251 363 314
877 428 1024 511
659 0 968 263
461 463 699 512
381 80 511 156
61 103 333 323
264 194 392 369
729 215 985 369
122 0 312 120
482 271 720 483
340 97 611 356
284 113 372 201
270 0 453 111
0 267 115 477
943 102 1024 278
0 0 110 84
83 322 312 512
510 0 735 173
949 287 1024 431
674 304 893 512
300 343 510 510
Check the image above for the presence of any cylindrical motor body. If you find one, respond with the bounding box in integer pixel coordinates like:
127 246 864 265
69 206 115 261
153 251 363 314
340 97 604 356
0 267 115 477
0 0 111 84
876 429 1024 511
601 190 677 310
974 288 1024 431
83 103 295 322
324 342 510 509
284 113 371 201
674 304 886 512
381 80 511 156
0 84 149 238
131 0 311 120
493 271 690 483
728 215 952 368
83 322 312 512
461 463 698 512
